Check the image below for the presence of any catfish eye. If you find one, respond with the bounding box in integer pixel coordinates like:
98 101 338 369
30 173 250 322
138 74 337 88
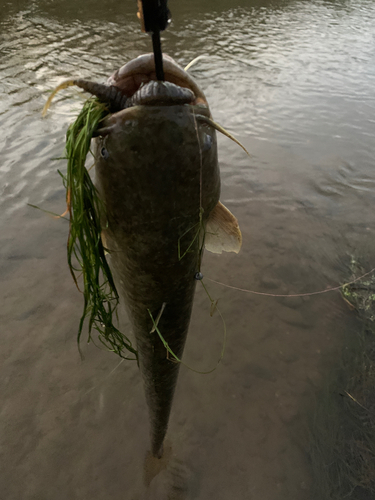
101 147 109 159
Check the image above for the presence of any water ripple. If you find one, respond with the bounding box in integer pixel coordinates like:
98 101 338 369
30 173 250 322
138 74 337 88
1 0 375 225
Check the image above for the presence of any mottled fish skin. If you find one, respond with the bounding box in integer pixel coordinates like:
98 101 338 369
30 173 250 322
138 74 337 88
94 101 220 457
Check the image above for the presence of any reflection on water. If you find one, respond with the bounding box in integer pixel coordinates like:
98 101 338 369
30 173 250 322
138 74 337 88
1 0 375 498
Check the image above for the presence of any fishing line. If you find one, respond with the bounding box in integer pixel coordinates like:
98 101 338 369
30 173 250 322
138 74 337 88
205 266 375 298
177 107 205 264
192 107 203 217
195 100 374 300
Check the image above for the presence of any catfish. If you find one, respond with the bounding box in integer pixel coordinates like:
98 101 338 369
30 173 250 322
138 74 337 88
51 54 242 458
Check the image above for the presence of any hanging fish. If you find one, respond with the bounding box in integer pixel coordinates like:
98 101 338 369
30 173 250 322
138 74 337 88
44 53 243 459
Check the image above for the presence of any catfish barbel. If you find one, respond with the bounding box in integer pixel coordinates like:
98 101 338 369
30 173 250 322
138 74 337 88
46 54 242 458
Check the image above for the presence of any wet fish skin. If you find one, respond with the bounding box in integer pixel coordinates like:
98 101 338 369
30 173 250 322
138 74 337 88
94 104 220 457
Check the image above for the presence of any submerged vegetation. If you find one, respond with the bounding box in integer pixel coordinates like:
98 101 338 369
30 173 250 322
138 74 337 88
310 259 375 500
62 98 137 360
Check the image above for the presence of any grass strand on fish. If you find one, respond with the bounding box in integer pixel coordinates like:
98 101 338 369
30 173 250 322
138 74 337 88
148 279 227 376
49 97 138 360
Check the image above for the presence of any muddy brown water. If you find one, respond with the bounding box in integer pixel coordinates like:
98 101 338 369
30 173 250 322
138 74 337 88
1 1 375 498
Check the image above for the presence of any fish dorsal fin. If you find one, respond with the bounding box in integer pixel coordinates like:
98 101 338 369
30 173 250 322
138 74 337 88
204 201 242 254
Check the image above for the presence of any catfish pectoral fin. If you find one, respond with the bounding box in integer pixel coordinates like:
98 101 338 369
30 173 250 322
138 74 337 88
204 201 242 254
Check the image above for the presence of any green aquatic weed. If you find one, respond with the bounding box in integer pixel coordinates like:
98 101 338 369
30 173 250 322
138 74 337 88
63 98 137 361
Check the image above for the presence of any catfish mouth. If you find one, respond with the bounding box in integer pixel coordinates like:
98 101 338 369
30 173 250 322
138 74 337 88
108 54 208 110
